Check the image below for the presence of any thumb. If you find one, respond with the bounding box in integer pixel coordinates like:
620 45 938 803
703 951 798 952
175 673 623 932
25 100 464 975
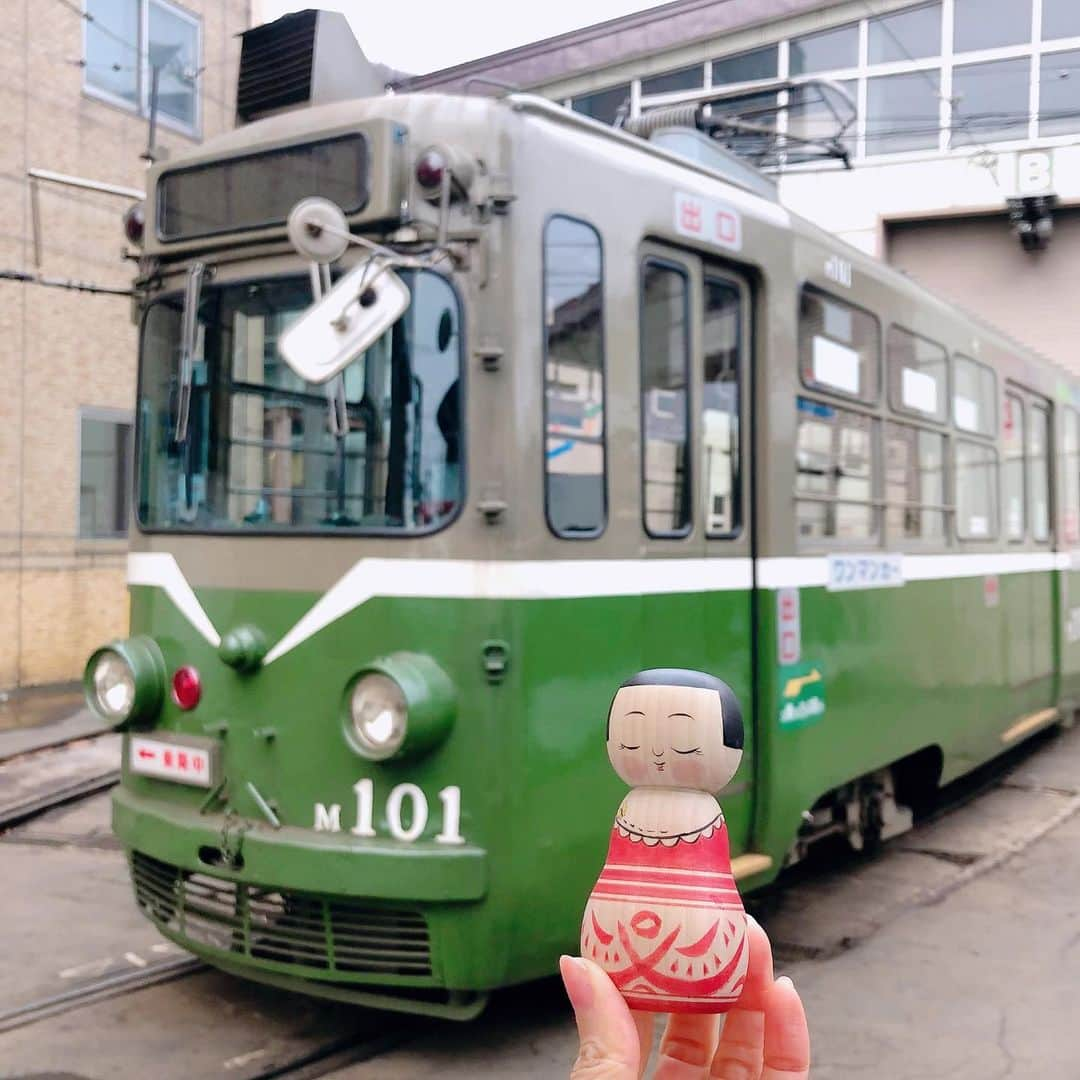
561 955 641 1079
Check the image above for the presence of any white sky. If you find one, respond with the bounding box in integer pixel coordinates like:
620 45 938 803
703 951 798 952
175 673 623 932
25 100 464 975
252 1 670 75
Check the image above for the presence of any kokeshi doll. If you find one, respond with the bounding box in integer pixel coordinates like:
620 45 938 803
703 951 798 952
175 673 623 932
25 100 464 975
581 668 747 1013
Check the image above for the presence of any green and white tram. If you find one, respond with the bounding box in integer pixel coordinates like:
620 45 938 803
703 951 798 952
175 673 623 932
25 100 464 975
84 13 1080 1018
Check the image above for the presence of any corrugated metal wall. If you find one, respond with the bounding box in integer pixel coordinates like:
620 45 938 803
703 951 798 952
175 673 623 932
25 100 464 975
885 209 1080 373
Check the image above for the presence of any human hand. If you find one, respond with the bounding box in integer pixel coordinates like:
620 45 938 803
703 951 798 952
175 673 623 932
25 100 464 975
560 915 809 1079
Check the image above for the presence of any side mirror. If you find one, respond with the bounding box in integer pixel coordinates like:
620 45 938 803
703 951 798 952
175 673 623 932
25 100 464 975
277 256 410 385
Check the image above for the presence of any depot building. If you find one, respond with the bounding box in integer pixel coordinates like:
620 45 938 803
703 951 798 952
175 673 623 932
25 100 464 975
399 0 1080 374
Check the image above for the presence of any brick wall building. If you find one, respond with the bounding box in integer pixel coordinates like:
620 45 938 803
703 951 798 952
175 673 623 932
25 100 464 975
0 0 251 690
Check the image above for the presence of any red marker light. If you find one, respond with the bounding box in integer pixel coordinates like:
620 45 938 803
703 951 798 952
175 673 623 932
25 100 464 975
415 149 446 191
171 666 202 711
123 201 145 246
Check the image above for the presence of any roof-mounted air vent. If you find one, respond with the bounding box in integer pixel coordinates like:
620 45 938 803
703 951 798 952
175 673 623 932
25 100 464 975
236 9 383 126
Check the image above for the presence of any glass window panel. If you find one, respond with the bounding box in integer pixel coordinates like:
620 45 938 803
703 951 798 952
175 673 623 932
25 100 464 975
149 1 199 128
955 440 998 539
1043 0 1080 41
868 2 942 63
80 416 132 538
1030 403 1051 542
790 24 858 76
888 326 947 421
85 0 140 107
954 0 1032 52
1062 408 1080 545
712 45 779 86
1003 393 1025 539
1039 50 1080 137
642 65 704 96
543 217 606 537
571 84 630 125
886 423 946 542
702 278 741 537
866 71 941 155
796 398 877 543
799 287 880 402
138 273 462 533
641 262 691 536
953 355 997 436
787 80 856 157
952 57 1031 145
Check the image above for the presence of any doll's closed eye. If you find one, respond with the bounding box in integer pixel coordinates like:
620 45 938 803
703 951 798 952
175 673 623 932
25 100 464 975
619 742 641 750
672 746 703 755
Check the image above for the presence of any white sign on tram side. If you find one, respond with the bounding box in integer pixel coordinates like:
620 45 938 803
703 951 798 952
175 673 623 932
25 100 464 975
826 553 905 591
674 192 743 252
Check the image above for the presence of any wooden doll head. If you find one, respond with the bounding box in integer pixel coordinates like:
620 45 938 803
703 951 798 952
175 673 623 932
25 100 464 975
606 669 743 793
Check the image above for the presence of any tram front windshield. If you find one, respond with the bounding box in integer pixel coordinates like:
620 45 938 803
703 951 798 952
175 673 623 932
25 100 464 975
136 271 462 533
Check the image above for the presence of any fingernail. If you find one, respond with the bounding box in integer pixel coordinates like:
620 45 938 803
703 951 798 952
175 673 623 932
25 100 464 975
560 955 595 1012
775 975 794 990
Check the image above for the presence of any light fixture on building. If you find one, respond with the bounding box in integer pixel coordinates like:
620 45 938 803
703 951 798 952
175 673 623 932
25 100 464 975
1007 195 1057 253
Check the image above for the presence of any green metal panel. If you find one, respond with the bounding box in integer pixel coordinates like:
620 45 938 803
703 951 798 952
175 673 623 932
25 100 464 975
753 572 1058 865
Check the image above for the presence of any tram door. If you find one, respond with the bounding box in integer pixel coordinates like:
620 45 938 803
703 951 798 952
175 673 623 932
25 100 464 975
1002 386 1055 689
639 243 755 856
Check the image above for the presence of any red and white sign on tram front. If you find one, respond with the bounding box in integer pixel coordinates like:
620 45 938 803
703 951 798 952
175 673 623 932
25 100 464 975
674 192 743 253
130 736 213 788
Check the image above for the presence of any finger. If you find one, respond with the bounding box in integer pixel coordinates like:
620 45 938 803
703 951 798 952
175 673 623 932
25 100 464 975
630 1010 656 1079
561 955 641 1079
761 976 810 1080
710 917 773 1078
654 1012 722 1079
735 915 775 1011
710 1008 764 1079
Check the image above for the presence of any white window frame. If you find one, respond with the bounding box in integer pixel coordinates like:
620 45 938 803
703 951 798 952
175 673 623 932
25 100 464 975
77 406 134 541
82 0 202 139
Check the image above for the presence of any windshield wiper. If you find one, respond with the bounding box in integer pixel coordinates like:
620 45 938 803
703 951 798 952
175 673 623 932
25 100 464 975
308 262 350 437
174 261 206 444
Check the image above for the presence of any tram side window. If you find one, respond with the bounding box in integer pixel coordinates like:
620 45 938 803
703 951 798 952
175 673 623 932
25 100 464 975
954 441 998 540
1003 393 1025 540
953 355 996 436
641 261 691 537
543 217 606 537
887 326 947 422
1030 403 1051 543
799 288 880 403
885 422 946 542
703 278 741 537
1063 407 1080 546
796 398 877 543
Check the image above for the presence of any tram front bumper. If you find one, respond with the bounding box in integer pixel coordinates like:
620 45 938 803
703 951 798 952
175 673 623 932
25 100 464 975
111 785 488 901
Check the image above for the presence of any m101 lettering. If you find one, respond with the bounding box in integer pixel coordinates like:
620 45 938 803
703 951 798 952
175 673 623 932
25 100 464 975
314 782 465 844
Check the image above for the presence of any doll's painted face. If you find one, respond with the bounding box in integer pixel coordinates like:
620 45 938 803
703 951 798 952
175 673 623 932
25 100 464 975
607 682 742 792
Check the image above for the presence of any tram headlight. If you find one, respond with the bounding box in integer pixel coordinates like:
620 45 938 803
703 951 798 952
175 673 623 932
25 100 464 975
349 673 408 759
83 636 166 728
344 654 456 763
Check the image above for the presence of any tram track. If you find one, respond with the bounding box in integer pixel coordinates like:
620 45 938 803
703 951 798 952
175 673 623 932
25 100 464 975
0 768 119 831
0 955 204 1035
0 954 409 1079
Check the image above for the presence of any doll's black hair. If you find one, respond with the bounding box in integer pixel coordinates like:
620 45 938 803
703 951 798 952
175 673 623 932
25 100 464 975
606 668 744 749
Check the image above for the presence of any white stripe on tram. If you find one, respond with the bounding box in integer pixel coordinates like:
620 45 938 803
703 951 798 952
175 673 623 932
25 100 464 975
127 549 1079 664
262 558 755 664
755 550 1067 589
126 552 221 648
